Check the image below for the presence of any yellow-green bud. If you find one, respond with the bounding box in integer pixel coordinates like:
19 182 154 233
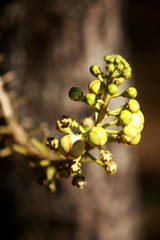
88 127 107 147
125 87 137 98
122 68 131 79
115 55 121 63
127 99 140 113
99 151 113 164
117 63 124 71
106 161 117 175
119 110 133 126
85 93 97 106
88 80 104 95
90 65 102 77
113 77 124 86
58 134 85 160
121 124 141 145
107 63 115 72
107 83 118 95
68 87 83 101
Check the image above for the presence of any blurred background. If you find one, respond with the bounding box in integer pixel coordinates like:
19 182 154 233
0 0 160 240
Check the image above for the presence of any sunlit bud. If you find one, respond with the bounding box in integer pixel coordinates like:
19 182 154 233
85 93 97 106
58 134 85 160
88 80 105 95
107 83 118 95
119 110 133 126
127 99 140 113
121 124 141 145
125 87 137 98
88 126 107 147
90 65 102 77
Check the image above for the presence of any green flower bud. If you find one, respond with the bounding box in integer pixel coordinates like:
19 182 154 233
85 93 97 106
121 124 141 145
99 150 113 164
113 77 124 86
90 65 102 77
68 87 83 101
109 55 115 63
122 68 131 79
88 126 107 147
58 134 85 160
72 175 86 189
127 99 140 113
106 161 117 175
117 63 124 71
88 80 104 95
107 83 118 95
130 110 144 132
107 63 115 73
119 110 133 126
115 55 122 63
125 87 137 98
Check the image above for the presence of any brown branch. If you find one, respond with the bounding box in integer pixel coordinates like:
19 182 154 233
0 77 49 159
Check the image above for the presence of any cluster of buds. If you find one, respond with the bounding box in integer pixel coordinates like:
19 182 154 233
45 54 144 190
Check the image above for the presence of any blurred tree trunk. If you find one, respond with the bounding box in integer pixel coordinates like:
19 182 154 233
0 0 143 240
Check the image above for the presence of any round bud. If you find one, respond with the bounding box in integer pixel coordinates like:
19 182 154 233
58 134 85 160
88 127 107 147
90 65 102 77
125 87 137 98
119 110 133 126
109 55 115 63
85 93 97 106
121 125 141 145
130 110 144 132
115 55 121 63
106 161 118 175
122 68 131 79
68 87 82 101
88 80 104 95
99 151 113 164
127 99 140 113
107 63 115 72
107 84 118 95
117 63 124 71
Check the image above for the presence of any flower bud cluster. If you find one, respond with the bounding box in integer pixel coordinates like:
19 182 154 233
45 54 144 190
104 54 131 79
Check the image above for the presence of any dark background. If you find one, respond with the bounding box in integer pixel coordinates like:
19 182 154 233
0 0 160 239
